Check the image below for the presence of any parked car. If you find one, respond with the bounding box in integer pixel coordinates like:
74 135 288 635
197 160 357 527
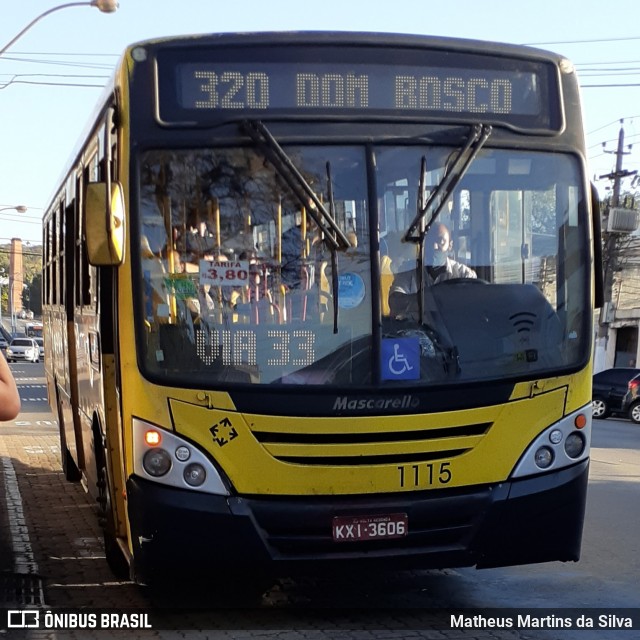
34 337 45 360
5 337 40 363
621 373 640 423
592 367 640 419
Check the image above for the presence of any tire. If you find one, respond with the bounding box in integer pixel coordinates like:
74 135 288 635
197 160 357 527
57 399 81 482
592 397 609 419
628 402 640 424
96 438 130 580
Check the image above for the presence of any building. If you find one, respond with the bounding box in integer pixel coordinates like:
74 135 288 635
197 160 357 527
595 210 640 371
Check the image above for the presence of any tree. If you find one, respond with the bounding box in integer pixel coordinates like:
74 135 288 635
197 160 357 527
23 272 42 316
0 243 42 317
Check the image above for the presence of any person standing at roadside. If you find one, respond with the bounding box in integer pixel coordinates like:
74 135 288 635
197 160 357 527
0 351 20 420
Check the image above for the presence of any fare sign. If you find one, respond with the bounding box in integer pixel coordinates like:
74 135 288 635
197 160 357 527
199 260 251 287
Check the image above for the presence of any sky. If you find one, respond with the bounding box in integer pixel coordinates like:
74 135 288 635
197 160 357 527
1 0 639 248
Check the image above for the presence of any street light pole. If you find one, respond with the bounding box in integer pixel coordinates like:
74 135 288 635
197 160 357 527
0 1 117 329
0 1 118 57
0 205 28 214
9 273 15 336
0 268 5 326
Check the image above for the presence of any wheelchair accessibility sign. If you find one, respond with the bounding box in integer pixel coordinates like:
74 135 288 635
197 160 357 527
381 337 420 380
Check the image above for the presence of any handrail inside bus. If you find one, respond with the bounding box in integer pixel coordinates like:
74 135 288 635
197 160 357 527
240 119 352 251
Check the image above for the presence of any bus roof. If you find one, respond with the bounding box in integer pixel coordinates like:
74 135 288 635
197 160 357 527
124 31 569 64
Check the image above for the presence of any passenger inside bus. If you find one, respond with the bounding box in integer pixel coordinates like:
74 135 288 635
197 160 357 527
141 235 170 325
183 208 217 261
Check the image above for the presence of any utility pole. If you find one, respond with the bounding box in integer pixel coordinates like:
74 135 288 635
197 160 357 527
600 120 635 209
596 119 638 365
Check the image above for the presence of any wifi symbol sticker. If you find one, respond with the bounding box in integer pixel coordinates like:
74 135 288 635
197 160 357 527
510 311 536 333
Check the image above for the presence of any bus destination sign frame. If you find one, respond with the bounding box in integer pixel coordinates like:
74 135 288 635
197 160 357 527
156 45 562 132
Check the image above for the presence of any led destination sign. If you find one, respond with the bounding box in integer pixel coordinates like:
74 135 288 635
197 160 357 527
162 52 559 129
179 63 541 117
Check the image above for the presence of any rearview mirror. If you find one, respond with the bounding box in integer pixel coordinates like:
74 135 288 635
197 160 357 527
85 181 125 266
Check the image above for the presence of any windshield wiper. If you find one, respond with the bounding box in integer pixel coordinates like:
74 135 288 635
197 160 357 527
326 161 340 333
241 120 352 251
404 124 491 327
403 124 492 243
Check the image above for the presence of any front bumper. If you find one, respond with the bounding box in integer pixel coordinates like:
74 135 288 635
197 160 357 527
7 353 36 361
127 460 588 583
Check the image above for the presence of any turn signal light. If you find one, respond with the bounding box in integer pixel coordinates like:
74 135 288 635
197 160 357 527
574 413 587 429
144 430 162 446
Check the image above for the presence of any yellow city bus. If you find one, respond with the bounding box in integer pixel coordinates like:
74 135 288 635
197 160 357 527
42 32 602 585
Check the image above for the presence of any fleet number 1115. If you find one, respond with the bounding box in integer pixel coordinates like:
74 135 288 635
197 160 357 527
398 462 452 488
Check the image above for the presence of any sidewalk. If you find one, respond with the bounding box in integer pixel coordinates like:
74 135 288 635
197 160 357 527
0 419 55 607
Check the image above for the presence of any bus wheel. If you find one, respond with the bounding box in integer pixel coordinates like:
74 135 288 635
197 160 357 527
96 442 130 580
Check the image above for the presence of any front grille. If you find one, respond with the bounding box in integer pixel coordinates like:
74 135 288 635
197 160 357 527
252 421 492 466
246 487 493 560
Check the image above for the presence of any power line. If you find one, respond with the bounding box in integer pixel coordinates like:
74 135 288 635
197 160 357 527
0 251 42 258
523 35 640 46
580 69 640 76
0 73 108 90
0 243 41 248
7 50 118 57
1 78 105 89
0 56 115 71
0 238 42 244
581 83 640 88
588 117 640 135
577 59 640 66
0 216 41 225
588 133 640 149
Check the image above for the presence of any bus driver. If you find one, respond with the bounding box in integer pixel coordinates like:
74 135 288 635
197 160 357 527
389 223 476 319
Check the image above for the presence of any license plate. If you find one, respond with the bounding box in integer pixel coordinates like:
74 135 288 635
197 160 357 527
332 513 408 542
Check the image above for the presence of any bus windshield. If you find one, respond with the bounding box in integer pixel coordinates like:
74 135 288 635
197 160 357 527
26 323 43 338
136 140 589 387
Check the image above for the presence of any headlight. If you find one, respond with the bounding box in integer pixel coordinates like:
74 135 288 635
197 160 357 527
511 406 591 478
534 446 554 469
184 463 206 487
564 432 585 458
143 448 172 477
132 418 229 495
